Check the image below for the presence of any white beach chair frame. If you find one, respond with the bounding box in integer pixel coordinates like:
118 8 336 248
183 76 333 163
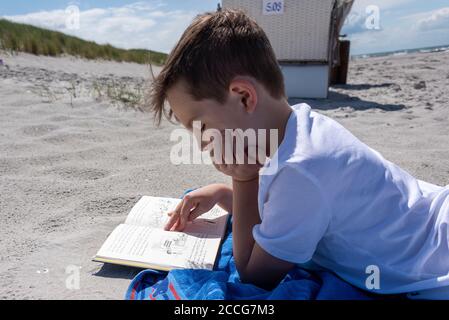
222 0 353 98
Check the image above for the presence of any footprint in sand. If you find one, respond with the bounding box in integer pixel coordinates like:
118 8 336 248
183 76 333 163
36 217 68 233
424 102 433 110
110 119 132 127
48 166 110 181
48 115 73 122
42 132 101 145
400 114 419 120
22 124 59 137
82 196 138 215
413 81 427 90
0 158 25 175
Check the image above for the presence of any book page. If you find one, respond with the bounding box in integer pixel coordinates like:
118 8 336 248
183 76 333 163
95 224 222 270
125 196 229 237
183 213 229 238
125 196 181 229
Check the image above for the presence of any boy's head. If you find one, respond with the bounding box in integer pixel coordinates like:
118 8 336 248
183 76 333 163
148 9 286 138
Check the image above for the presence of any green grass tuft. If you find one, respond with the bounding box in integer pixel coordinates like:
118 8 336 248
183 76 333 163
0 19 167 65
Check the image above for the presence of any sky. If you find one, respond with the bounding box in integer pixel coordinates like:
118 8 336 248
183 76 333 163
1 0 449 55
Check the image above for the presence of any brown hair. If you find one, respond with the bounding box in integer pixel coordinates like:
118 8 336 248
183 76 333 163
148 8 286 124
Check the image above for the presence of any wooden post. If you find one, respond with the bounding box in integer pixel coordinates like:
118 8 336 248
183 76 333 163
337 40 350 85
330 40 351 85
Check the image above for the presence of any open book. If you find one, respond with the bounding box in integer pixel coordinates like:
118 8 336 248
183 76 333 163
94 196 230 271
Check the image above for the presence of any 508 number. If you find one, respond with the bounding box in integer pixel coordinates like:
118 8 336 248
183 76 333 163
265 1 283 13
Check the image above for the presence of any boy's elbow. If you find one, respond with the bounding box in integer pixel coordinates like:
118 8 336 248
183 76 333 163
237 265 258 286
236 244 295 290
238 268 280 291
238 269 252 285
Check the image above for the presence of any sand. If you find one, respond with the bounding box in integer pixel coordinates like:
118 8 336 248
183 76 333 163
0 50 448 299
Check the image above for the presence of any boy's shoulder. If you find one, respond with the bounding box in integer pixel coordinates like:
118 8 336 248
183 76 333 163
286 103 363 156
261 103 366 186
259 104 319 182
279 103 343 158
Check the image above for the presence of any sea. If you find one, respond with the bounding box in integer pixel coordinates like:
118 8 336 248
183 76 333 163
352 44 449 59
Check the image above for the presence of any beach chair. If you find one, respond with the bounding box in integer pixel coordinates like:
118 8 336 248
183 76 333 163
222 0 354 98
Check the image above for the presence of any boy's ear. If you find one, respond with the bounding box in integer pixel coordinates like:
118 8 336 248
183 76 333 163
229 78 258 114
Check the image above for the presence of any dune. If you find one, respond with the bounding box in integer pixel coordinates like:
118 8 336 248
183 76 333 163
0 49 448 299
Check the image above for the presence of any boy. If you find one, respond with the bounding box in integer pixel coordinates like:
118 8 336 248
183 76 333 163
148 9 449 298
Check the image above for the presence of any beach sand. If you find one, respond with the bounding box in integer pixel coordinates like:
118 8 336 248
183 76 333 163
0 50 448 299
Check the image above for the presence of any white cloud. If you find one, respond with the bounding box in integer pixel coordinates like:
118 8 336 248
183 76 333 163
417 7 449 31
342 11 367 34
342 0 401 35
342 0 420 35
342 9 383 34
341 2 449 54
347 26 409 54
350 0 415 12
2 1 198 53
347 14 449 55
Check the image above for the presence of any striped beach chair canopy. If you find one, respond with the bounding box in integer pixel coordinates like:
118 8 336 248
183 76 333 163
222 0 354 64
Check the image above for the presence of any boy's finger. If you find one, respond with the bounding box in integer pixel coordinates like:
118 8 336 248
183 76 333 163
222 132 234 165
178 196 195 230
246 146 260 166
210 146 221 165
164 211 180 231
188 206 204 221
170 219 180 231
233 133 243 164
164 201 182 231
210 136 224 165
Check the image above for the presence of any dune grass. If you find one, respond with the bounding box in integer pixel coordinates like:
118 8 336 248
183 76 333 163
0 19 167 65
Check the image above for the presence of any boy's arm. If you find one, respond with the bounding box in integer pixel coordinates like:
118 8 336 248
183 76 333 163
232 177 295 290
216 184 233 213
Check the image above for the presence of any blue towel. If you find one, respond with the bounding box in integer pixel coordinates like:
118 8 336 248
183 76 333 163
125 216 379 300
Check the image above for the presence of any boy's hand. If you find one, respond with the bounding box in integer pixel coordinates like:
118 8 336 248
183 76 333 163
209 133 262 182
164 184 231 232
212 158 261 182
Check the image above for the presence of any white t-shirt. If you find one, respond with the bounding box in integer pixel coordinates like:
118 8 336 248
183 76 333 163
253 103 449 294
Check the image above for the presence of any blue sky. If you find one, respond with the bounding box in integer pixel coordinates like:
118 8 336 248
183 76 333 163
0 0 216 15
1 1 449 55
